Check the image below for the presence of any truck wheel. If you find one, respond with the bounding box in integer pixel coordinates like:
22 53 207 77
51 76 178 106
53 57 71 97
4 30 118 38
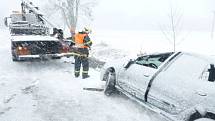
12 56 18 62
51 57 61 59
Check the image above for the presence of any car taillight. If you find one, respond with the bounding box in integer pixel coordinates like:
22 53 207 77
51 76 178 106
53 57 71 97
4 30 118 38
16 46 30 55
18 46 22 50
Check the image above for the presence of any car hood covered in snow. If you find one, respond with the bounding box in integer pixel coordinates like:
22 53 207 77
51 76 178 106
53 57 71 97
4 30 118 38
100 56 133 80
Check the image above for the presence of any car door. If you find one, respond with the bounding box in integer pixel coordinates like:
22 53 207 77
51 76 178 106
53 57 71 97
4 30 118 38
117 55 158 100
147 53 211 114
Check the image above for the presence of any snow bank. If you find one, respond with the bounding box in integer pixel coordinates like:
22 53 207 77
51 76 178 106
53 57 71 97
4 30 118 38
91 42 128 62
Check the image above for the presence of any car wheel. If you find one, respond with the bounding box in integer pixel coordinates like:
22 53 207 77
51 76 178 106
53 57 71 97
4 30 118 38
189 111 215 121
104 69 116 96
194 118 215 121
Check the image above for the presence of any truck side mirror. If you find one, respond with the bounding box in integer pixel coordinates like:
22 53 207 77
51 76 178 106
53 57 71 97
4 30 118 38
4 17 9 27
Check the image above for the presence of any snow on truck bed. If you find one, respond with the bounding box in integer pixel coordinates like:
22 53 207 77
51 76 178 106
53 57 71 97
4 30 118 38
11 35 59 41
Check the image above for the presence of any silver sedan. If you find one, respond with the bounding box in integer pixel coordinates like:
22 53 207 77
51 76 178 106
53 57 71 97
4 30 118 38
100 52 215 121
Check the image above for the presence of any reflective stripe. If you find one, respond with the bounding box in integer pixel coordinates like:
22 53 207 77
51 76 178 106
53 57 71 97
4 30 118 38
75 71 80 73
74 44 84 48
85 40 92 45
64 52 87 57
82 71 88 74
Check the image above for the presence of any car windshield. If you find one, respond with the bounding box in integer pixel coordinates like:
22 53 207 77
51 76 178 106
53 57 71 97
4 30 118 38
135 52 173 68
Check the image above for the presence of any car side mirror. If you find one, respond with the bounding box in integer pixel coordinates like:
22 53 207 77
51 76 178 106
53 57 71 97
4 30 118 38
208 64 215 82
124 59 134 69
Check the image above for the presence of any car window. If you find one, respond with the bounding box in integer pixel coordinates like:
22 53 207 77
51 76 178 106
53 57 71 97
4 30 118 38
135 52 173 69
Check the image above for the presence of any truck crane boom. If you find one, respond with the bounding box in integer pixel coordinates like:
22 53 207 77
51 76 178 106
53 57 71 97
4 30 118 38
20 0 56 28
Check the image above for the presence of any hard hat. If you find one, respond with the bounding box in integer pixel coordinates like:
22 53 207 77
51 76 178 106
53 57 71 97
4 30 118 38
82 27 92 34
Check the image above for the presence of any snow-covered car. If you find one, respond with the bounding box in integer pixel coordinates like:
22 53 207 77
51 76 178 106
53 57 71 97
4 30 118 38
11 35 70 61
101 52 215 121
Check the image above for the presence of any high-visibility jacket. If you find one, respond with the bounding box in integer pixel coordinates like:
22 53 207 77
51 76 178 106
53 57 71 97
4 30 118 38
74 33 88 48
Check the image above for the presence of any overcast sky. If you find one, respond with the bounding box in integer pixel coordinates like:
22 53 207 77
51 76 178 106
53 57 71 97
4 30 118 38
1 0 215 31
92 0 215 31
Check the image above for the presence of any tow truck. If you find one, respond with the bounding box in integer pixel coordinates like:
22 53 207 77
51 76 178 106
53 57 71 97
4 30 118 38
4 1 72 61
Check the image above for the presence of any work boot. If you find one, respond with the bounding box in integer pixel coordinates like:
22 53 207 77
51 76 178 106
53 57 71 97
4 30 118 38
75 73 80 78
75 71 80 78
82 75 90 79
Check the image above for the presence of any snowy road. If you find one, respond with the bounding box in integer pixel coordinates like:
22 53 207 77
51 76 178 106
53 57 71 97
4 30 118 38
0 29 164 121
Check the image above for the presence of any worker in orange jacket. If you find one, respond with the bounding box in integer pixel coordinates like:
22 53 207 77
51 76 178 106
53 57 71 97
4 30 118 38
74 27 92 79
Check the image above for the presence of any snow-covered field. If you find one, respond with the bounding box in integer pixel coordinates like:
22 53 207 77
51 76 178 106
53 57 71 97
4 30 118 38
0 29 167 121
91 30 215 56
